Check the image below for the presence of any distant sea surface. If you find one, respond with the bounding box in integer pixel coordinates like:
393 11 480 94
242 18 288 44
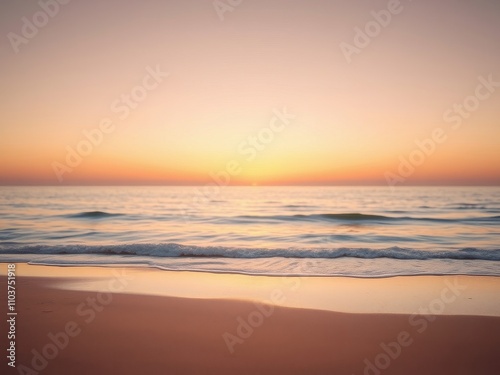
1 186 499 277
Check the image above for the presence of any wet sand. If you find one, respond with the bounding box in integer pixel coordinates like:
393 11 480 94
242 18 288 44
1 266 500 374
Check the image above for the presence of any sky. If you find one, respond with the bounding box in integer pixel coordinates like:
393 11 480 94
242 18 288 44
0 0 499 186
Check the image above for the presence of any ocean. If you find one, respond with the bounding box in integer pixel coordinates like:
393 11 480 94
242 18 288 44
0 186 499 277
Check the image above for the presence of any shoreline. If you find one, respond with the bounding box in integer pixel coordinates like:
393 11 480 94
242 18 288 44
1 265 500 374
5 259 500 279
1 263 500 316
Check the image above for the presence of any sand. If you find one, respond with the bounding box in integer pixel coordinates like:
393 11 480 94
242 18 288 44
1 264 500 374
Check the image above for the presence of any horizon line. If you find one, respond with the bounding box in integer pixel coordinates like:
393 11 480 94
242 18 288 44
1 184 499 187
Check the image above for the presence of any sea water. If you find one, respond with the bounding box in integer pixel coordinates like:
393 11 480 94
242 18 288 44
0 186 499 277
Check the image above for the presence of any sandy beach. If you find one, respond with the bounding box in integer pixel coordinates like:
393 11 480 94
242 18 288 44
0 264 499 374
2 0 500 372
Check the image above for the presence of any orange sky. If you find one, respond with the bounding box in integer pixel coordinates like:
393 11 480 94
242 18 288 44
1 0 499 185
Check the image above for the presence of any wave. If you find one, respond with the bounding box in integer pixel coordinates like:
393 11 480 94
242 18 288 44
314 213 392 221
59 211 500 224
232 213 500 223
1 243 499 261
447 203 488 210
65 211 123 219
